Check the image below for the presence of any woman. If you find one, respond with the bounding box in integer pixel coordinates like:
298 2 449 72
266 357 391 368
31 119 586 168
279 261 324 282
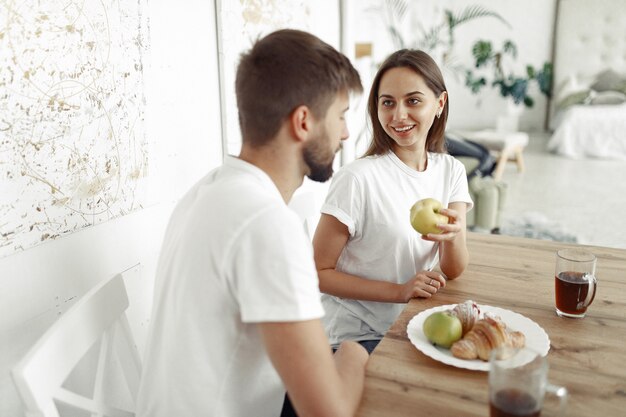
312 49 473 353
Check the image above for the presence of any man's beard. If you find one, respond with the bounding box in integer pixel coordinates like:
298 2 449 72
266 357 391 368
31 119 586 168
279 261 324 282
303 129 338 183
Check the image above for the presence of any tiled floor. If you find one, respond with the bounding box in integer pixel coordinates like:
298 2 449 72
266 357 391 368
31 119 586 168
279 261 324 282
496 132 626 249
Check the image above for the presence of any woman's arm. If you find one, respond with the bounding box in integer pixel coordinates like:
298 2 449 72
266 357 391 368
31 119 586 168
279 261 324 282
313 214 445 302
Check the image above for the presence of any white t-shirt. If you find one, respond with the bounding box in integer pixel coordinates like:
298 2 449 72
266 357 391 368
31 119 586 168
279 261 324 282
321 151 473 346
136 156 324 417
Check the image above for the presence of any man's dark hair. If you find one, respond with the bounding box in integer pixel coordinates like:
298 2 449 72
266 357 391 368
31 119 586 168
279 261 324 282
236 29 362 147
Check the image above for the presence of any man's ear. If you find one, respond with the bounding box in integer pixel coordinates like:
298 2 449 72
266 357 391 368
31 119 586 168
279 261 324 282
290 105 312 143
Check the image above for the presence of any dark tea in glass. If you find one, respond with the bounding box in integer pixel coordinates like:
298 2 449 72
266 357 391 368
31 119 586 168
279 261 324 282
555 271 596 317
555 249 597 318
489 347 567 417
490 388 540 417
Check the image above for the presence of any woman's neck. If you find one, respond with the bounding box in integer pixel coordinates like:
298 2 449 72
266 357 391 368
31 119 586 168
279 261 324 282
392 144 428 171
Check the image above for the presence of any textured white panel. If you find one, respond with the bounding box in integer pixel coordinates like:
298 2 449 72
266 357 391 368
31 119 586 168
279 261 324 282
554 0 626 88
550 0 626 125
0 1 151 257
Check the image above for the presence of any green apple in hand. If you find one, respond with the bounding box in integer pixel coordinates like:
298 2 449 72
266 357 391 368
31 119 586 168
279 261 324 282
410 198 449 235
422 311 463 348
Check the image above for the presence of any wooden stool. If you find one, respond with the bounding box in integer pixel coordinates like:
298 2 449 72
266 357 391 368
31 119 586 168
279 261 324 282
456 130 529 181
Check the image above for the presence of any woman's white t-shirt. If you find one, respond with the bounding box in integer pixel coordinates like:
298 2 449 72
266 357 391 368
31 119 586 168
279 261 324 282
321 151 473 346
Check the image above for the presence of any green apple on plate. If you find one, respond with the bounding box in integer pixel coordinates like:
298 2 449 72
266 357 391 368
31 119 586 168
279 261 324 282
422 311 463 348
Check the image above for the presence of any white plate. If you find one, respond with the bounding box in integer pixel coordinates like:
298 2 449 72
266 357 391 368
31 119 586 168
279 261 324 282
406 304 550 371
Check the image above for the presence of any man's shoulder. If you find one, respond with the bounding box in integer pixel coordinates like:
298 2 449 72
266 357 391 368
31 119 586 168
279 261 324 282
170 165 289 230
189 163 277 202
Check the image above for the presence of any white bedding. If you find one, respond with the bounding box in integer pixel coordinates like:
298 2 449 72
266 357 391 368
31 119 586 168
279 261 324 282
547 103 626 160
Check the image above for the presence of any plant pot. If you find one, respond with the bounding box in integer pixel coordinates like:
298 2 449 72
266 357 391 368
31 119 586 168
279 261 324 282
496 100 523 132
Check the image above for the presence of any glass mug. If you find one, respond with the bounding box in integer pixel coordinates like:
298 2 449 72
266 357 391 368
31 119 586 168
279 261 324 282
489 347 568 417
554 248 598 318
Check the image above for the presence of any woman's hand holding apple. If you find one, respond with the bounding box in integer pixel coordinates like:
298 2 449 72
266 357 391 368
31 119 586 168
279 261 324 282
410 198 463 242
422 207 464 242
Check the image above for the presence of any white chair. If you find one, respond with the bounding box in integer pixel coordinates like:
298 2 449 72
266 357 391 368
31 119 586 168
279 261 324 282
12 274 142 417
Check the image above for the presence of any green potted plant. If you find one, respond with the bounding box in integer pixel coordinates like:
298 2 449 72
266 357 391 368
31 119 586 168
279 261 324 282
465 39 553 108
375 1 509 73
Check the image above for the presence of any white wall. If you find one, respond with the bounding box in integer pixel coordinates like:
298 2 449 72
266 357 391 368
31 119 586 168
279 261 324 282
0 1 221 415
348 0 557 132
217 0 341 156
445 0 557 131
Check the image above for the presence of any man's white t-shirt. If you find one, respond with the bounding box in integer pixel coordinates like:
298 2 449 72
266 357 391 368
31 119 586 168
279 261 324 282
136 156 324 417
321 151 473 346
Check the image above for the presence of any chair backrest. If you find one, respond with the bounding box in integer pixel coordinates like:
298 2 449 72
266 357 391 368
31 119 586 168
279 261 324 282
12 274 142 417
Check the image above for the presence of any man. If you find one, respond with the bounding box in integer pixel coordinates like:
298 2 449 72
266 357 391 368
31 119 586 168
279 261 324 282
136 29 368 417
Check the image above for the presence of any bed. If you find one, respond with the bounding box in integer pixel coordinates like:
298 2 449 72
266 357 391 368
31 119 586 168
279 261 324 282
547 0 626 160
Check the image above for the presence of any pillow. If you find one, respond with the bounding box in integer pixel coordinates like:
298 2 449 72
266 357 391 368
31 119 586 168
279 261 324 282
554 74 594 104
556 90 592 110
590 69 626 92
554 75 581 103
589 90 626 105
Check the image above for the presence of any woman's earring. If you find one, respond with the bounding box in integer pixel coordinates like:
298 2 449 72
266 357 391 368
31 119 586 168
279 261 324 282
436 109 442 119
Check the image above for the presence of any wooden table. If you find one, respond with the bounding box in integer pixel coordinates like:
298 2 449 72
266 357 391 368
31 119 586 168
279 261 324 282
357 233 626 417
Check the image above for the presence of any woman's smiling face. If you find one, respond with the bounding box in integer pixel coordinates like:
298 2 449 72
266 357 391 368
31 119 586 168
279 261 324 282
377 66 445 151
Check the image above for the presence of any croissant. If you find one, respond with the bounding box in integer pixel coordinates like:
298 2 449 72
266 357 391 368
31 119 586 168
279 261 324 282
450 300 481 336
450 315 526 361
486 314 526 350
